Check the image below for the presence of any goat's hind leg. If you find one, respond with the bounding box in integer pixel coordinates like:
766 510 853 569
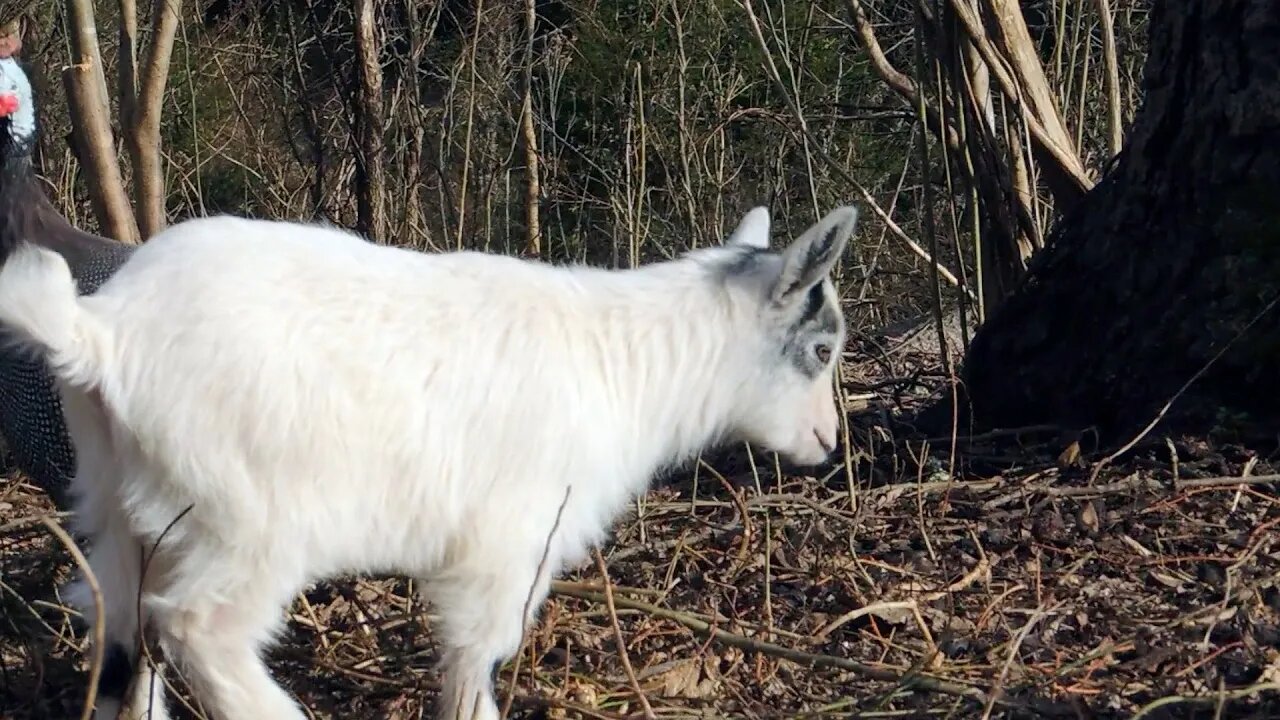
58 381 169 719
66 499 169 720
145 556 307 720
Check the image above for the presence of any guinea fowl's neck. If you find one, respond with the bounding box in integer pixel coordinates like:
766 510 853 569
0 138 125 269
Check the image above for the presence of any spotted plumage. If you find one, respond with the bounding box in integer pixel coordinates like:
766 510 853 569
0 56 134 509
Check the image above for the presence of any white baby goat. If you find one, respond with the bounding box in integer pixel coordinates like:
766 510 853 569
0 204 857 720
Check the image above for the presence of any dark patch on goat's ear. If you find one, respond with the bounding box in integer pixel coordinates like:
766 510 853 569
771 205 857 307
100 642 135 700
779 225 841 298
773 229 839 304
797 282 825 327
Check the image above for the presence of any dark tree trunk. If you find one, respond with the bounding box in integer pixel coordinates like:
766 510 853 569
928 0 1280 444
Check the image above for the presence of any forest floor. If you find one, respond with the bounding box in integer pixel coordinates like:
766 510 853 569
3 334 1280 720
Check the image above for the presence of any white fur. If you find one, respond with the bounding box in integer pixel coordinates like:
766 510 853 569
0 205 857 720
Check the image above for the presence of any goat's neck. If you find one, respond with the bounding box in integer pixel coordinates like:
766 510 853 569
588 264 746 478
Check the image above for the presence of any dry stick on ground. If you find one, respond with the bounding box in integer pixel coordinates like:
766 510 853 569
499 486 573 720
558 579 811 642
1174 473 1280 490
549 583 990 705
1129 682 1280 720
701 459 751 567
40 516 105 720
814 553 991 641
980 601 1062 720
592 548 658 720
0 510 74 534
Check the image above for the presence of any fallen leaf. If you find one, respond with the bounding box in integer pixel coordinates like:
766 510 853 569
1059 440 1082 467
650 657 720 699
1080 500 1099 534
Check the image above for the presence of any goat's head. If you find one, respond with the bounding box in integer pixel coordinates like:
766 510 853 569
714 205 857 469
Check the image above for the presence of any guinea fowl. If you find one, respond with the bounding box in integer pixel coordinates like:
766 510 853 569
0 55 134 509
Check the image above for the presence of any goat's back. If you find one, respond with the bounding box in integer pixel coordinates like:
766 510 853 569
82 216 628 578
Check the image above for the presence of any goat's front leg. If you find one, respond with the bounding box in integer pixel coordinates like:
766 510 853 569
425 549 556 720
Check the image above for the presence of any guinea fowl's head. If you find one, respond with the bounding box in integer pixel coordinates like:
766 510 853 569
0 56 35 167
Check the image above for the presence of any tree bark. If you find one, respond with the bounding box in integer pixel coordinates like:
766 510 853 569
352 0 386 243
63 0 140 244
930 0 1280 444
518 0 540 257
126 0 181 239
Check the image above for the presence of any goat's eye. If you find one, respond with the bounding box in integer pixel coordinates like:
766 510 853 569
814 343 832 365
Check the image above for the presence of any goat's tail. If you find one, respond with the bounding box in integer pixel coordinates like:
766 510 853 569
0 242 110 389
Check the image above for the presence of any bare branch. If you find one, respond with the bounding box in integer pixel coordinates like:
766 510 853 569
1095 0 1124 157
40 516 105 720
843 0 960 151
63 0 139 243
944 0 1092 208
127 0 181 239
352 0 386 242
751 0 964 289
519 0 540 256
117 0 138 128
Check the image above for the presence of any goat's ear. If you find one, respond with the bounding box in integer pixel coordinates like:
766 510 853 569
770 206 857 307
724 206 771 250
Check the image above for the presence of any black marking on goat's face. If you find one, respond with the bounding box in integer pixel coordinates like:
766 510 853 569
100 642 135 700
780 278 843 379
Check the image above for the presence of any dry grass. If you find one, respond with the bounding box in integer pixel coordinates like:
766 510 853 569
3 342 1280 720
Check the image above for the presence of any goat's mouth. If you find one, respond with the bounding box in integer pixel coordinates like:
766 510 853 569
0 93 17 118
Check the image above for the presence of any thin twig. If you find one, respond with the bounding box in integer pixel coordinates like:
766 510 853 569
742 0 965 290
593 547 657 720
1129 682 1280 720
815 554 990 641
0 510 75 534
551 584 988 705
499 485 572 720
1174 474 1280 490
981 602 1061 720
41 516 104 720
